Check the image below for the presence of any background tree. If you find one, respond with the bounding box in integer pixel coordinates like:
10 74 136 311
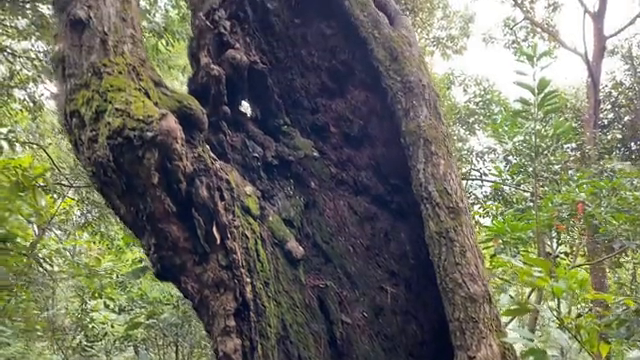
477 1 640 358
439 41 640 359
1 1 212 359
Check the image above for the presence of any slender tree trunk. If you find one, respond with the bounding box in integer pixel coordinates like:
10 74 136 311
513 0 640 358
52 0 515 359
584 3 610 359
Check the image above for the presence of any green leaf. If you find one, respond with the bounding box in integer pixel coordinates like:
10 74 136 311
523 255 552 274
536 48 555 62
521 347 549 360
517 47 536 66
599 342 611 358
538 88 560 106
515 97 533 108
514 81 536 97
124 264 151 280
535 77 552 96
586 292 615 303
551 280 567 298
502 303 533 317
124 320 145 332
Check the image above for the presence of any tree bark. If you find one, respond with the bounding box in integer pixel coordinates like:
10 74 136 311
584 3 611 358
52 0 515 359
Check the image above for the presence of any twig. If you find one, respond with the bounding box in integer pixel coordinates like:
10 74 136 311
512 0 587 61
570 245 628 269
606 12 640 40
12 139 79 189
581 9 598 109
547 303 594 358
570 233 586 268
575 0 594 18
462 177 532 193
51 181 92 189
504 287 536 328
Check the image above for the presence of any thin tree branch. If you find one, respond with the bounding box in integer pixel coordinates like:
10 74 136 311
13 140 66 177
461 177 532 193
512 0 587 62
606 12 640 40
504 287 536 328
576 0 594 18
596 0 607 16
581 9 598 105
547 303 595 358
570 233 586 267
27 186 73 254
10 139 87 190
571 245 629 269
50 181 92 189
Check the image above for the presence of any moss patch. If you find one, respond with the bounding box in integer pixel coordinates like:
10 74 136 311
242 193 261 218
66 56 206 152
238 205 319 359
281 126 318 158
266 215 295 244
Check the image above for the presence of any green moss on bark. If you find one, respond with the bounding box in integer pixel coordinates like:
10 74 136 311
237 206 319 359
243 194 261 218
65 56 205 151
266 215 295 244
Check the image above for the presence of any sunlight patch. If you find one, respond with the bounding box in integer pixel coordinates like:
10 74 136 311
239 100 253 117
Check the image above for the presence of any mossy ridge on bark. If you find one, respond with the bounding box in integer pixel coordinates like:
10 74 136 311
54 1 268 359
343 1 517 359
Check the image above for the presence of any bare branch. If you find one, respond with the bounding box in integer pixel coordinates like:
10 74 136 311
504 287 536 328
570 235 586 267
571 246 629 269
512 0 587 61
461 177 532 194
607 12 640 40
547 304 594 357
596 0 608 18
13 140 76 186
50 181 92 189
576 0 594 18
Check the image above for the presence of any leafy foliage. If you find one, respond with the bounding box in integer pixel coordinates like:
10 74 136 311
1 0 210 358
448 43 640 359
398 0 474 59
601 34 640 164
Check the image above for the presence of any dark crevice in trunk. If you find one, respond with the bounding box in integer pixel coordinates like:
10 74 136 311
186 0 451 358
317 294 343 360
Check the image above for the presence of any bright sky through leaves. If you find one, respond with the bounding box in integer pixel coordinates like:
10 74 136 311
434 0 639 97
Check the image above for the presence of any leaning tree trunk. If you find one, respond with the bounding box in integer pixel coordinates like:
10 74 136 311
52 0 515 359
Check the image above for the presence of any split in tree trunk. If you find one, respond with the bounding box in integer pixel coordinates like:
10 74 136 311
52 0 515 359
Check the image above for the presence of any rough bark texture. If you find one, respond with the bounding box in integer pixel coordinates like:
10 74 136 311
52 0 514 359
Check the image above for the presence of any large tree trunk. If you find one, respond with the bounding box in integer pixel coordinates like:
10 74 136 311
52 0 515 359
